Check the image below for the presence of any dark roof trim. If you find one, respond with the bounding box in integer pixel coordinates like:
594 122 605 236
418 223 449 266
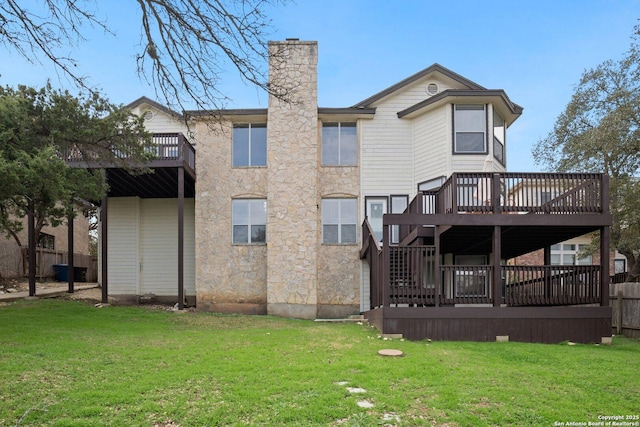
397 89 524 119
186 107 376 118
126 96 184 120
352 64 486 108
185 108 268 117
318 107 376 115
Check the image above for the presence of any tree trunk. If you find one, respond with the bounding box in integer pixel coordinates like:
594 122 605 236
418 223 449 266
27 204 36 296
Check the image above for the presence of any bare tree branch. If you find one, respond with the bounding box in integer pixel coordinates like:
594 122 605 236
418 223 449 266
0 0 288 113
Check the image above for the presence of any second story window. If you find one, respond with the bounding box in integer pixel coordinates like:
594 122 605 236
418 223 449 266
454 104 486 154
322 122 357 166
233 124 267 167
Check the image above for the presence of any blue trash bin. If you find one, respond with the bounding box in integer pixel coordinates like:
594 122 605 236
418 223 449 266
53 264 69 282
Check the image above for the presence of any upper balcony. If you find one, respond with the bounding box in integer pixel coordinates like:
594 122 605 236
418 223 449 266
411 172 607 216
390 172 611 262
66 133 196 199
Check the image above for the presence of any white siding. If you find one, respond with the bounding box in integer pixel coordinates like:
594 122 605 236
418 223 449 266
106 197 195 297
413 106 450 184
107 197 140 294
130 104 191 139
139 198 195 296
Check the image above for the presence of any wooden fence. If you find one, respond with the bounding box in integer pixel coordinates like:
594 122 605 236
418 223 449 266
0 241 97 282
610 282 640 338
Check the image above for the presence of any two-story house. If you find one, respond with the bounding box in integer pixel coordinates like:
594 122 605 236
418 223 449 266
87 39 612 344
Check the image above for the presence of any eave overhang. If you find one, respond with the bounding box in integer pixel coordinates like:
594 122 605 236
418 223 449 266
186 107 377 122
397 89 523 126
127 96 185 121
318 107 376 121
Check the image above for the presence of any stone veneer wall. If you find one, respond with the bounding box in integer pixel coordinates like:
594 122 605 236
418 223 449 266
194 120 268 314
266 40 319 319
194 40 361 319
317 161 361 318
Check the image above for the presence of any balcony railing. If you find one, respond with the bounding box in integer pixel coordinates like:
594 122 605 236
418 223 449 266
64 133 196 172
414 172 607 215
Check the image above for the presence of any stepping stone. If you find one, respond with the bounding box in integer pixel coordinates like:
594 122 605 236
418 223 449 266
378 349 403 357
346 387 366 394
357 400 374 408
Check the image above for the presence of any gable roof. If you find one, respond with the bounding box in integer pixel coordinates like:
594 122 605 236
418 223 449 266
397 89 524 125
126 96 184 121
352 63 486 108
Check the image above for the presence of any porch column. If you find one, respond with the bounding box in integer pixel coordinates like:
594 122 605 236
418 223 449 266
67 207 74 293
434 225 441 307
101 194 108 304
600 226 610 306
177 166 185 310
492 225 502 307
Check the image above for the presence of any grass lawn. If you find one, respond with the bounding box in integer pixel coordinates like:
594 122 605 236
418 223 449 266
0 299 638 426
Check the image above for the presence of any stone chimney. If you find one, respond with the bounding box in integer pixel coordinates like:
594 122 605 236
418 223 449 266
266 40 319 319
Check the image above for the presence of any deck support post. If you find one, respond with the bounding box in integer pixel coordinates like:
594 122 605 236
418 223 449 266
178 166 185 310
382 223 390 308
492 225 502 307
434 225 441 307
67 206 75 293
101 192 108 304
543 246 551 298
600 226 610 307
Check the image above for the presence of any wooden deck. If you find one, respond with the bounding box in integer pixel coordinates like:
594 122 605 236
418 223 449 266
362 172 613 344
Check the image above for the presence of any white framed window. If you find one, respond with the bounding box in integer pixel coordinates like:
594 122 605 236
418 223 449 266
454 104 487 153
233 124 267 167
322 198 357 244
550 243 592 265
322 122 357 166
232 199 267 244
493 110 505 165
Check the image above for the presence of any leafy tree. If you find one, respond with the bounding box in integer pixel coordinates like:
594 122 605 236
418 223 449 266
0 0 286 113
533 23 640 280
0 83 152 292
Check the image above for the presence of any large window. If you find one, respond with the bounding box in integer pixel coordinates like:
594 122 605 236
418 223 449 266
322 122 357 166
322 198 357 244
232 199 267 244
233 124 267 167
493 110 505 164
454 104 486 153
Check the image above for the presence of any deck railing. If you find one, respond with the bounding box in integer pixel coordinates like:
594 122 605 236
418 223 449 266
378 262 602 307
388 246 437 306
64 133 196 171
431 172 606 215
504 265 601 306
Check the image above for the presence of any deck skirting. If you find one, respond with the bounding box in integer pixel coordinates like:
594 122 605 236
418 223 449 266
364 306 612 344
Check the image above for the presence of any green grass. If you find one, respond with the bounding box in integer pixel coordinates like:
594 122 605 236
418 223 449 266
0 299 638 426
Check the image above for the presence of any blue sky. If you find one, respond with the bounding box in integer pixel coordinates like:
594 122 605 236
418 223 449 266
1 0 639 172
